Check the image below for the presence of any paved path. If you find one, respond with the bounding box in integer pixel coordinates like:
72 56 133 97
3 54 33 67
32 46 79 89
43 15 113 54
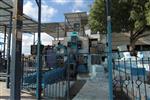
0 82 35 100
0 65 109 100
73 65 109 100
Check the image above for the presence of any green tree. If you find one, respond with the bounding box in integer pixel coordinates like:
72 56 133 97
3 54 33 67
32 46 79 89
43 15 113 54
89 0 150 54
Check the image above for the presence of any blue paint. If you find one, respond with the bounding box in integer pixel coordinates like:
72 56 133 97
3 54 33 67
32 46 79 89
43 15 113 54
106 0 113 98
0 42 4 45
77 64 88 73
107 18 113 100
24 64 89 85
43 67 65 85
131 68 145 76
24 67 66 85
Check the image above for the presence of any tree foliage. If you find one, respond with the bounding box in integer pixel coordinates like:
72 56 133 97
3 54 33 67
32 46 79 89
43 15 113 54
88 0 106 33
89 0 150 51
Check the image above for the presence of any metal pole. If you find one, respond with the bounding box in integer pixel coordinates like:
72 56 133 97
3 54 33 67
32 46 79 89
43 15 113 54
6 12 12 88
105 0 113 100
66 54 70 100
65 18 67 37
10 0 23 100
33 33 35 45
3 25 7 58
57 24 59 41
36 0 42 99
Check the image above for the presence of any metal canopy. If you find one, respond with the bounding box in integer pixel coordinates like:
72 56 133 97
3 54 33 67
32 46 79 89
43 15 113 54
0 0 45 33
43 12 88 38
43 22 65 37
0 0 88 38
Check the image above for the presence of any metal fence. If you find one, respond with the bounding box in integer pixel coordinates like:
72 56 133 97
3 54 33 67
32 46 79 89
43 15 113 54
21 56 36 93
112 51 150 100
21 54 78 99
20 51 106 99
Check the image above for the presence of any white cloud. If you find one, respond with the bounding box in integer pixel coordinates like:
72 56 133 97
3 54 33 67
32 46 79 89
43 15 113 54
42 0 47 5
51 0 83 6
23 1 37 18
22 34 33 55
41 5 57 22
72 9 82 13
52 0 68 5
34 33 54 45
23 1 57 23
41 33 53 45
22 33 54 55
87 12 90 15
71 0 84 13
74 0 84 7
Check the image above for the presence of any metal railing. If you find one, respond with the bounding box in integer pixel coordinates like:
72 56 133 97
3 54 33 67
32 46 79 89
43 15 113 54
112 51 150 100
22 56 36 93
21 54 74 99
20 51 106 99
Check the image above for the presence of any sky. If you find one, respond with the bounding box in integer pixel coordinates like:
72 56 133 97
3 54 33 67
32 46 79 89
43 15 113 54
0 0 94 55
23 0 94 23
